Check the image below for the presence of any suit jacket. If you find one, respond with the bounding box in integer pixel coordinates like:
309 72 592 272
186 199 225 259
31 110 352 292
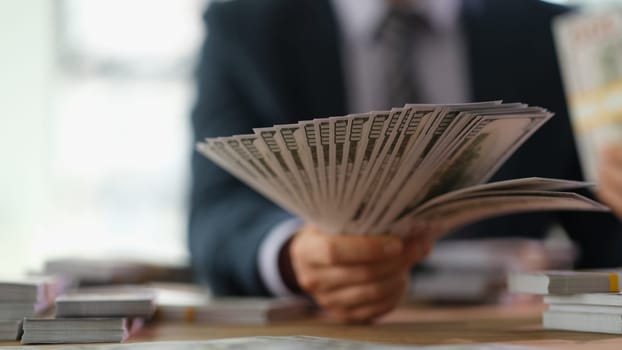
190 0 622 296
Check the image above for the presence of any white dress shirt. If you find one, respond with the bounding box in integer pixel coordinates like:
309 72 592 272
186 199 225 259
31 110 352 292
258 0 471 297
334 0 471 112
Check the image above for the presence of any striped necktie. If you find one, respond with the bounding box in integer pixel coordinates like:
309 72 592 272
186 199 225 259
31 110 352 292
376 7 430 108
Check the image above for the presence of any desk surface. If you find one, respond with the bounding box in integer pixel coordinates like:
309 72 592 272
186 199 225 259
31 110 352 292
3 303 622 349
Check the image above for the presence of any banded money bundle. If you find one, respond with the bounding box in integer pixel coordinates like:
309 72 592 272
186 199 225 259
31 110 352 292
554 9 622 183
509 270 622 334
197 102 607 236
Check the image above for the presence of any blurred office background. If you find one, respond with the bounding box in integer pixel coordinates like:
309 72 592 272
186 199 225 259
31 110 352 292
0 0 615 277
0 0 205 276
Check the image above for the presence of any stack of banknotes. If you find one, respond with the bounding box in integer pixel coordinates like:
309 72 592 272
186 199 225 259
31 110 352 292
554 8 622 183
21 318 133 345
54 289 156 318
152 282 311 324
197 102 608 236
0 276 67 341
411 238 576 303
20 287 154 344
509 270 622 334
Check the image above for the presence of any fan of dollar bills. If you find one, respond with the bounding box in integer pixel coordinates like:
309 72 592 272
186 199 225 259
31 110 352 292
197 102 608 236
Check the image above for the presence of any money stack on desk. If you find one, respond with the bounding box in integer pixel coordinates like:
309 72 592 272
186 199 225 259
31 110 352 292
21 287 155 344
508 270 622 334
0 276 63 341
411 238 576 303
152 283 312 324
554 8 622 184
197 102 608 237
43 258 192 286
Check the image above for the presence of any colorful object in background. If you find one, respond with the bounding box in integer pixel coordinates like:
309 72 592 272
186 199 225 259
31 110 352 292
554 8 622 182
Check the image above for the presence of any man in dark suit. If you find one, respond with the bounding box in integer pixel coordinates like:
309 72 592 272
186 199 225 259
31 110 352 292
189 0 622 323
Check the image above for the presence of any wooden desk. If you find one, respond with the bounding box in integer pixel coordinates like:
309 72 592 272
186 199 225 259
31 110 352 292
134 303 622 349
3 303 622 349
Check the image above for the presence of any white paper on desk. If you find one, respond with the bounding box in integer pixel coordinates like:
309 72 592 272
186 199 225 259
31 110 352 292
0 335 549 349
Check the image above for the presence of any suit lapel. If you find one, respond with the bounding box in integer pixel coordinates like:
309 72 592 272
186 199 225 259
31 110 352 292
277 0 533 119
463 0 521 102
276 0 348 120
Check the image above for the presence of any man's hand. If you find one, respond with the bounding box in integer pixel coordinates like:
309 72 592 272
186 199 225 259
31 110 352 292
286 226 433 323
599 144 622 219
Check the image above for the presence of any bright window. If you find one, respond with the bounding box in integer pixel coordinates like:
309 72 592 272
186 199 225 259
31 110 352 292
0 0 206 276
